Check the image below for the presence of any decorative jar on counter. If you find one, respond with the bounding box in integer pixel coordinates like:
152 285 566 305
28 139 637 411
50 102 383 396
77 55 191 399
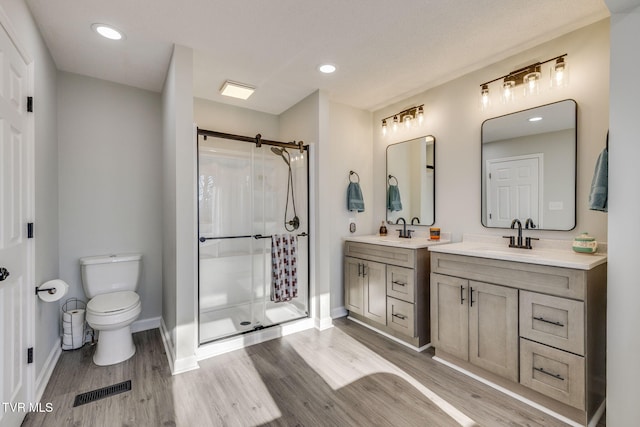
572 232 598 254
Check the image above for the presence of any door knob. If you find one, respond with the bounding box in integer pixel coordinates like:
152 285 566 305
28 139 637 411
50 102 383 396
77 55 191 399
0 267 10 281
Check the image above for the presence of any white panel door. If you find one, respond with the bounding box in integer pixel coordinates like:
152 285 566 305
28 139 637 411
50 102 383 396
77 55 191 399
0 19 30 427
487 155 541 228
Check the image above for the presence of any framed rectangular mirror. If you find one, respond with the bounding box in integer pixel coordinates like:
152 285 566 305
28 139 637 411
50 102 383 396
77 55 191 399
386 135 435 226
481 99 576 230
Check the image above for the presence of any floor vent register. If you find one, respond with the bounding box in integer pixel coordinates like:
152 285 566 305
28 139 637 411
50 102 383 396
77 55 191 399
73 380 132 407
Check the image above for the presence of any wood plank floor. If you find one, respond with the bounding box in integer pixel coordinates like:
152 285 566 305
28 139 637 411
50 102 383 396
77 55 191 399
23 318 606 426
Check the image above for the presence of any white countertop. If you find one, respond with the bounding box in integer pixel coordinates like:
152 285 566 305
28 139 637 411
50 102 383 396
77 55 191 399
345 232 451 249
428 234 607 270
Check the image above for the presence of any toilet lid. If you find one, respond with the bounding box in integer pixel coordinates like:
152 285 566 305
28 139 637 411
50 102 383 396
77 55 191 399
88 291 140 314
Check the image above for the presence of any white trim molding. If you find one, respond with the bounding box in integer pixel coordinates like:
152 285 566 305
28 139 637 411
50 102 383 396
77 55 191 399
159 318 199 375
34 337 61 403
131 316 161 333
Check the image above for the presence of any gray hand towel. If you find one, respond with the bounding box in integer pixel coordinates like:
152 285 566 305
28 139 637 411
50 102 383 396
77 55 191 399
388 185 403 212
347 182 365 212
589 147 608 212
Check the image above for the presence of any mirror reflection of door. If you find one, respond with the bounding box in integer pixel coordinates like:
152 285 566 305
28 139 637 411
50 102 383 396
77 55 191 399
486 154 542 228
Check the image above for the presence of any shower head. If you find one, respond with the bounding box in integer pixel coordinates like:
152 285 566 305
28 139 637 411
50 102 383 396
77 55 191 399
270 147 290 166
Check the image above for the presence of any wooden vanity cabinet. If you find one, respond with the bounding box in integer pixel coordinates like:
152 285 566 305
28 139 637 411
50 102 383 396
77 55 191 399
430 252 606 426
431 274 518 381
344 241 431 348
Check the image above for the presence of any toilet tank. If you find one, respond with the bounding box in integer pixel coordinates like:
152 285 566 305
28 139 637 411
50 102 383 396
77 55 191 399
80 253 142 298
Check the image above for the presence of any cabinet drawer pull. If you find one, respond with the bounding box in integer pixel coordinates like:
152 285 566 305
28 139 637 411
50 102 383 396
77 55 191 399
358 263 362 277
392 280 406 287
533 366 565 381
362 265 368 277
533 316 564 327
460 285 465 304
392 313 407 320
469 287 475 307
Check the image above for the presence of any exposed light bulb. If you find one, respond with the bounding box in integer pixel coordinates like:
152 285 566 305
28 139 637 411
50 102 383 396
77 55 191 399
551 57 568 88
392 115 399 132
417 106 424 124
381 119 388 136
523 70 540 96
502 80 516 103
403 114 412 129
480 84 491 110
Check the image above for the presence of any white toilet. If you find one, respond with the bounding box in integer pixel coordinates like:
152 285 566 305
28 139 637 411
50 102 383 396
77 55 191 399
80 253 142 366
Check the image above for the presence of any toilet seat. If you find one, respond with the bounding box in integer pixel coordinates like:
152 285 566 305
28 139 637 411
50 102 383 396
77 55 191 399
87 291 140 315
86 291 141 330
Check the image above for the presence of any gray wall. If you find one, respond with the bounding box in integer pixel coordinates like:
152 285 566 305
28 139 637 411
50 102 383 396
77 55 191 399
161 45 198 372
57 72 163 324
606 1 640 425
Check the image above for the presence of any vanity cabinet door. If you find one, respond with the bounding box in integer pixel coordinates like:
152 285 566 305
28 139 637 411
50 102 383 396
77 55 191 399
363 261 387 325
468 281 519 382
431 273 469 361
344 256 364 316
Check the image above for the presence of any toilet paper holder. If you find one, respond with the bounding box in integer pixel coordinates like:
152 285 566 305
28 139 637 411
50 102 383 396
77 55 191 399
35 286 57 295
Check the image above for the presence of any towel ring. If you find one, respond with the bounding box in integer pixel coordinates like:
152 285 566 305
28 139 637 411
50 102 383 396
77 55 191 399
349 171 360 183
388 175 398 186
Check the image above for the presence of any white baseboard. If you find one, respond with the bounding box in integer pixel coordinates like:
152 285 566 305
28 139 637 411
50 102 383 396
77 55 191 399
132 316 161 333
331 306 347 319
314 315 334 331
347 316 431 352
159 318 199 375
433 356 584 427
196 317 315 361
35 337 61 403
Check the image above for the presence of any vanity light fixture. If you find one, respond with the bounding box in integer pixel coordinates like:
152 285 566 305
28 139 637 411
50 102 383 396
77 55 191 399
380 104 425 136
220 80 256 100
479 54 568 109
92 23 124 40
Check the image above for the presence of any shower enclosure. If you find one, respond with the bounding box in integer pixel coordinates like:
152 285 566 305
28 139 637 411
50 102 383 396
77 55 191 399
197 130 309 344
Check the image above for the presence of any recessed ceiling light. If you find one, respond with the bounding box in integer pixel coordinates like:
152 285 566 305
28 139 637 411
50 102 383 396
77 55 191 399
220 80 256 100
92 23 124 40
318 64 337 74
528 116 543 122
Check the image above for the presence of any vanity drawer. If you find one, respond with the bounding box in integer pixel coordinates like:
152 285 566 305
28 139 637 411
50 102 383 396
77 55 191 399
345 241 415 269
386 265 415 303
520 338 585 410
520 291 584 355
387 297 415 337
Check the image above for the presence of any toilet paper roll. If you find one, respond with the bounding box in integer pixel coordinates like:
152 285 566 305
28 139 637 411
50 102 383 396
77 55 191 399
61 308 85 350
62 309 85 334
37 279 69 302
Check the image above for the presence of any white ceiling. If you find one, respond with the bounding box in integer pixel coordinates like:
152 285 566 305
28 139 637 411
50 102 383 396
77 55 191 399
25 0 609 115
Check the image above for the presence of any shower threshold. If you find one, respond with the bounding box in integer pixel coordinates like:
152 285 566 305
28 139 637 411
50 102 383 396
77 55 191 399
199 301 308 344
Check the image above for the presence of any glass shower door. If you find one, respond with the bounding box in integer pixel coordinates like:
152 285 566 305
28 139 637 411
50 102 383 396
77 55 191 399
197 135 308 344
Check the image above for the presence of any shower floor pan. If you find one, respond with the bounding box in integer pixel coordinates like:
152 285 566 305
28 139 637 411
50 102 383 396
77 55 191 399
199 301 307 343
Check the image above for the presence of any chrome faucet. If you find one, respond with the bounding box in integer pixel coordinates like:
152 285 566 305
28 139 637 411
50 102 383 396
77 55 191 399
503 218 538 249
395 217 413 238
411 217 420 225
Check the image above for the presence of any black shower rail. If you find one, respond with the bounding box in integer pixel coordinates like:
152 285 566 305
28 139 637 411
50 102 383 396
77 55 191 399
199 232 308 243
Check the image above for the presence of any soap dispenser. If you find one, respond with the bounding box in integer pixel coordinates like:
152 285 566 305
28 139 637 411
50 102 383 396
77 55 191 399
379 221 387 236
